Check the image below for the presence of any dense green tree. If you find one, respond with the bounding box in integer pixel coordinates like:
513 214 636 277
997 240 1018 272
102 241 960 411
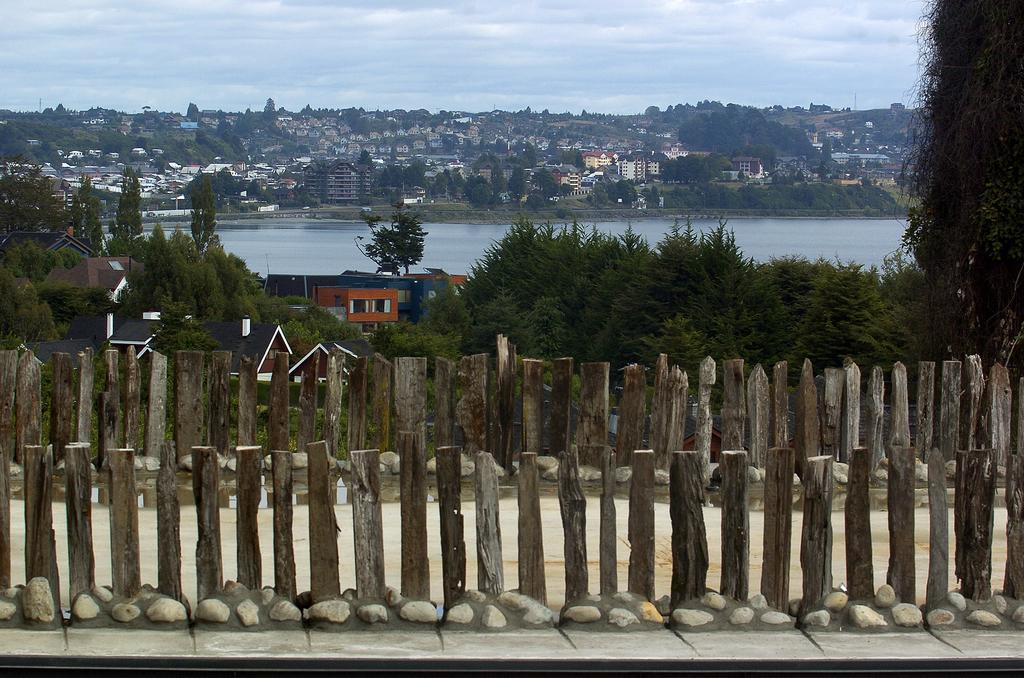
360 205 427 274
2 241 79 282
0 269 54 342
151 302 218 354
508 166 526 200
0 158 67 232
112 167 142 241
190 174 218 254
370 322 461 363
70 176 104 254
464 175 492 207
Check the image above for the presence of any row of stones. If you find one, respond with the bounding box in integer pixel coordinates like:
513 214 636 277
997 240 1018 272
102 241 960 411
669 592 792 628
800 586 1017 630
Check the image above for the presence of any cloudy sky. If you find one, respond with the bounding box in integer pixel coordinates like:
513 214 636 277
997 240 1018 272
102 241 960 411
1 0 924 114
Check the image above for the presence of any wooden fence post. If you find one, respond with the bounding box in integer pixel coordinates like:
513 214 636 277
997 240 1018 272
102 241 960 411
795 359 820 477
157 441 182 602
370 354 392 452
456 354 488 456
15 351 41 466
23 444 59 609
50 352 73 467
961 355 985 453
771 361 788 449
65 442 94 600
989 364 1012 469
398 429 429 599
867 366 885 468
236 355 258 448
550 358 574 458
521 359 544 456
104 349 122 448
761 446 794 611
890 363 911 451
821 368 844 460
76 347 94 443
599 445 617 595
747 365 769 468
0 352 12 589
616 364 646 466
475 451 504 595
351 449 386 601
322 350 345 458
839 362 861 466
208 351 231 459
347 356 368 453
628 449 656 600
518 452 546 604
961 448 995 602
297 354 319 454
268 351 290 453
940 361 962 463
558 446 587 601
1005 377 1024 599
123 347 141 452
927 447 949 608
799 455 833 617
719 450 749 600
98 390 116 471
722 359 745 452
917 362 936 461
665 367 688 458
579 362 609 468
650 354 670 470
108 447 141 598
174 351 205 467
434 358 456 450
395 357 427 441
307 440 340 602
670 450 708 605
145 351 168 458
496 335 517 473
193 445 222 600
436 446 466 612
887 444 916 603
272 449 296 600
236 445 262 590
696 357 716 487
845 446 873 600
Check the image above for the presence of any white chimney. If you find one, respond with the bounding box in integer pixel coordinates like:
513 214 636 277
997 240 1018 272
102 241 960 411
242 316 251 338
105 312 114 339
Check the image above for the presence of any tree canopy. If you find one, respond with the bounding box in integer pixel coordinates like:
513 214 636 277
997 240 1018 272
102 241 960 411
359 204 427 274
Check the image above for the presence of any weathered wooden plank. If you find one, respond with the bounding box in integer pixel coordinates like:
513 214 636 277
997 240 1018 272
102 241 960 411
351 449 386 601
616 363 647 466
867 365 886 468
961 448 995 602
76 347 94 443
670 450 708 605
123 347 141 453
517 452 546 604
64 442 94 599
495 335 516 472
650 354 670 471
395 357 427 441
719 449 749 600
108 447 141 598
347 355 368 453
771 361 789 449
939 360 961 463
50 352 73 467
845 446 874 600
558 445 587 601
174 351 205 467
157 440 182 602
1005 377 1024 599
322 350 345 458
98 390 116 471
821 368 844 460
890 362 911 451
268 351 290 453
307 440 340 602
208 351 231 459
747 365 769 468
696 357 716 486
549 357 574 458
794 359 820 477
0 352 12 589
628 449 656 600
799 455 833 617
24 444 59 609
665 367 689 458
193 445 222 600
722 359 745 452
15 351 41 466
103 349 122 448
599 444 617 595
760 446 794 611
144 351 168 457
988 364 1012 469
887 444 916 603
841 361 861 464
961 356 985 453
434 358 456 449
520 359 544 456
927 447 949 608
235 445 262 590
296 354 319 454
236 355 258 448
398 428 429 599
578 362 609 468
917 362 936 462
436 446 466 612
271 449 296 600
370 354 392 452
475 451 504 595
955 449 967 583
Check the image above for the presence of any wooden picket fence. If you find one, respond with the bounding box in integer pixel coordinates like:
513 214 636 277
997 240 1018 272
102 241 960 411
1 338 1022 625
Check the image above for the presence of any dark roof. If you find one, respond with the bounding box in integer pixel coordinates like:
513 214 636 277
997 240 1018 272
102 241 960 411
326 338 373 358
110 319 156 344
28 339 93 366
203 321 284 372
65 314 127 350
263 274 339 298
47 257 142 292
0 231 93 256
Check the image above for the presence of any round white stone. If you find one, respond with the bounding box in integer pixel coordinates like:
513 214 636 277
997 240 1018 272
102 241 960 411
747 593 769 610
522 603 555 626
357 603 389 624
89 586 112 604
481 605 508 629
307 600 351 624
22 577 55 623
654 469 670 486
607 608 639 628
966 610 1001 627
111 603 141 623
926 608 956 626
1012 606 1024 623
760 611 792 625
672 608 714 627
0 600 16 621
891 603 923 627
993 594 1008 615
269 600 302 622
463 590 487 603
614 466 632 483
261 588 276 606
729 607 754 625
701 592 727 611
849 604 888 628
146 597 188 623
824 591 848 612
399 600 437 623
72 594 100 621
802 610 831 627
874 584 896 608
291 452 308 469
947 592 967 611
535 455 559 471
563 605 602 623
497 591 529 610
446 603 474 624
196 598 231 623
236 599 260 627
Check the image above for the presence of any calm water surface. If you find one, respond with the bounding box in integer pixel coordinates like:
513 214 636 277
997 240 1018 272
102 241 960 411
179 217 908 277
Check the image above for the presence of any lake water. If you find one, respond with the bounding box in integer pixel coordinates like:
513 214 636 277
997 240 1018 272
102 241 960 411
198 216 908 277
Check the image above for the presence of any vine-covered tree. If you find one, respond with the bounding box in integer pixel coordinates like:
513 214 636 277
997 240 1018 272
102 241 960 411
190 174 218 254
907 0 1024 366
112 167 142 240
359 204 427 274
70 176 104 254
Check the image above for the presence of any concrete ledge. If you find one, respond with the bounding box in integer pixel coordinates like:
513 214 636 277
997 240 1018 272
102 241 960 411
194 630 307 656
679 630 822 659
563 628 695 658
308 629 442 657
441 629 572 658
0 628 65 655
66 628 192 657
929 630 1024 658
807 630 962 659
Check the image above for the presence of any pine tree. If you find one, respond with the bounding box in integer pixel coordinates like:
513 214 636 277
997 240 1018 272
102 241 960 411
190 174 218 255
113 168 142 240
70 176 104 255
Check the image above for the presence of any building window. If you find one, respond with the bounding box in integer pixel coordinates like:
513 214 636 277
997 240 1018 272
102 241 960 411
333 295 341 307
351 299 368 314
397 289 411 303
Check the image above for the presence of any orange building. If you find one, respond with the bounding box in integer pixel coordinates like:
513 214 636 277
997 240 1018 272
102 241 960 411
313 286 399 332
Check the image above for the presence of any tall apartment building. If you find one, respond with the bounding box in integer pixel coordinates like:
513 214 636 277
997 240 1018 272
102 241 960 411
306 161 372 203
